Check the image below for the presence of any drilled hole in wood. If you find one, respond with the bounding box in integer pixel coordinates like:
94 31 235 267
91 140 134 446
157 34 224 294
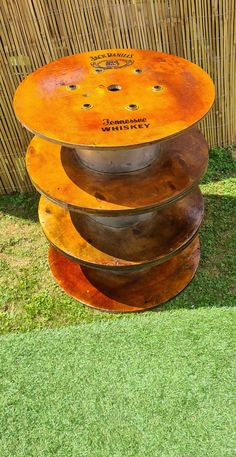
107 84 122 91
67 84 77 90
152 85 162 91
82 103 93 109
126 104 139 110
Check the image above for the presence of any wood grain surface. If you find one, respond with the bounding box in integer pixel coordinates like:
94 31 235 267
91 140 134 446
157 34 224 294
27 128 208 214
39 188 203 270
48 236 200 312
14 49 215 148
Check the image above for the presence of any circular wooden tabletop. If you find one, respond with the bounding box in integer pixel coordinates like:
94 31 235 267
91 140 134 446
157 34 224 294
39 188 203 270
48 236 200 312
14 49 215 148
27 128 208 214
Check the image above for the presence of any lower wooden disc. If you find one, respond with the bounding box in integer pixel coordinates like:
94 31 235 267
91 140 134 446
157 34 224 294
49 236 200 313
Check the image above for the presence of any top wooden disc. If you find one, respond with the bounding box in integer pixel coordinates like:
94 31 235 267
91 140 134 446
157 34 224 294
13 49 215 148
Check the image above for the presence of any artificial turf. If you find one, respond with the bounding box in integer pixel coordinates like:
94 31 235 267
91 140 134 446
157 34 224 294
0 309 235 457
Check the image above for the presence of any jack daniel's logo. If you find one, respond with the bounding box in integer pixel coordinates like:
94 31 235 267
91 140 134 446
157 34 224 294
90 52 134 70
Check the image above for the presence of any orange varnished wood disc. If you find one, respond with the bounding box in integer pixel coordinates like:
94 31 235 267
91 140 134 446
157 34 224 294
39 188 203 270
27 128 208 214
48 236 200 312
14 49 215 148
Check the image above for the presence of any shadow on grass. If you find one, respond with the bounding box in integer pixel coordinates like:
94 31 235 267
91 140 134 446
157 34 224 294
0 193 235 334
153 193 236 311
201 146 235 184
0 192 39 222
74 192 235 313
0 147 235 307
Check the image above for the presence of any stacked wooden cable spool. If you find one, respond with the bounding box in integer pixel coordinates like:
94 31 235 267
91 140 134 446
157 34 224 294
13 49 215 312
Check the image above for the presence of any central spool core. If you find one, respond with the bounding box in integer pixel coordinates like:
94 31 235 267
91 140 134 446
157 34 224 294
86 210 156 228
74 143 161 173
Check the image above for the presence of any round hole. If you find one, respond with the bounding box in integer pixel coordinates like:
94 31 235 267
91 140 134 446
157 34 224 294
152 85 162 91
94 68 104 73
82 103 93 109
67 84 77 90
126 104 139 110
107 84 122 92
134 68 143 74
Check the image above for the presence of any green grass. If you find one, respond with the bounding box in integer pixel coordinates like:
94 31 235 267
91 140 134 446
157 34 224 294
0 309 235 457
0 146 235 456
0 146 235 333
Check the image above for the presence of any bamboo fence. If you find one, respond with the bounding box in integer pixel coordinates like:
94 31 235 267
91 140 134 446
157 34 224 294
0 0 235 194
